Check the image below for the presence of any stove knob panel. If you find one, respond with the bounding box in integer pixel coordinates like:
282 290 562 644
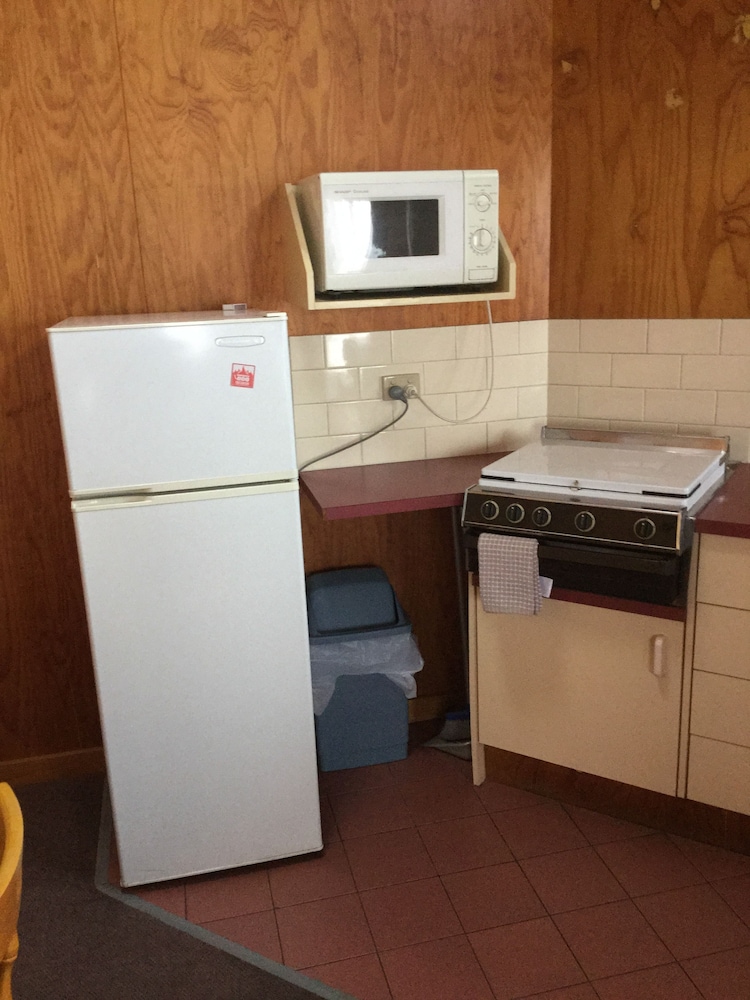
574 510 596 533
505 502 526 524
633 517 657 541
532 506 552 528
480 499 500 521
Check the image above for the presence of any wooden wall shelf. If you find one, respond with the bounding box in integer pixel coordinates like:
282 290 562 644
283 183 517 311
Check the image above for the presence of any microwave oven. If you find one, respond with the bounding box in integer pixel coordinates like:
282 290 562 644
295 170 500 294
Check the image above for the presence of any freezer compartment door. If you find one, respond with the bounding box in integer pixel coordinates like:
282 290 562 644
49 315 297 496
73 486 322 886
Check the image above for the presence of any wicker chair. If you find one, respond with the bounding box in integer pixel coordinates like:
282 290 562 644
0 783 22 1000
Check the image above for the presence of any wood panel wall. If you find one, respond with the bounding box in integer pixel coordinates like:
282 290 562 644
551 0 750 318
0 0 552 776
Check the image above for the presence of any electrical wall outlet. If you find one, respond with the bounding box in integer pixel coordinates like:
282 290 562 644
381 373 421 400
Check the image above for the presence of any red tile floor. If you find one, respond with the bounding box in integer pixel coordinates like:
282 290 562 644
130 747 750 999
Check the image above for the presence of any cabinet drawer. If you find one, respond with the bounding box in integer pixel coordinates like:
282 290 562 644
691 671 750 748
694 603 750 681
687 735 750 815
697 534 750 610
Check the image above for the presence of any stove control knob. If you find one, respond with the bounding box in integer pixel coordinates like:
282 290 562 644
634 517 657 541
574 510 596 533
532 506 552 528
505 502 526 524
480 499 500 521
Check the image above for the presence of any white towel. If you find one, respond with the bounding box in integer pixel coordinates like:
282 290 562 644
478 533 542 615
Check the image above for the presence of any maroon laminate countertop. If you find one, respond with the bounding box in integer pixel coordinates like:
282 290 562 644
300 453 504 520
696 462 750 539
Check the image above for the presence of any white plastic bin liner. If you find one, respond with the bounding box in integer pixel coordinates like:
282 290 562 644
310 633 423 715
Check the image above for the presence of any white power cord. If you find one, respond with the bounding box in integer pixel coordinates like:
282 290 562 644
417 299 495 423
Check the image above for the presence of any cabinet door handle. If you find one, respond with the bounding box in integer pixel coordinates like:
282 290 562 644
650 634 665 677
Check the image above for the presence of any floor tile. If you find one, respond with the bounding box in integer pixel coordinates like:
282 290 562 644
469 917 585 1000
388 747 473 785
682 944 750 1000
359 877 463 951
517 987 598 1000
329 784 413 840
417 813 513 874
275 893 375 970
184 868 272 923
268 841 355 907
344 827 436 891
475 779 549 813
595 833 705 897
669 835 750 881
319 795 340 844
133 882 186 918
441 860 546 933
634 883 750 960
520 846 628 913
490 802 588 860
592 962 704 999
302 953 393 1000
398 771 486 825
713 873 750 925
380 934 494 1000
553 899 673 979
563 803 652 845
202 909 282 963
319 763 397 796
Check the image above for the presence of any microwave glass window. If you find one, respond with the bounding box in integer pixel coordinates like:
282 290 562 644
368 199 439 258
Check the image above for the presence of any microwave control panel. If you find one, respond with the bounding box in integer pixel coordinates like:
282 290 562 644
464 170 499 283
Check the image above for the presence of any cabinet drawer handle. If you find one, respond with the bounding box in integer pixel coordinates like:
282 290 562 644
650 634 665 677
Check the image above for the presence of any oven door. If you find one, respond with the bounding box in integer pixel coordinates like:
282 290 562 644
464 532 690 607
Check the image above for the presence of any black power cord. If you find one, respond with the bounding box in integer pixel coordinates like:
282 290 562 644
298 386 409 472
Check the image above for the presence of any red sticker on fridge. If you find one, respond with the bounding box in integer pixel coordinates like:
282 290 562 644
230 364 255 388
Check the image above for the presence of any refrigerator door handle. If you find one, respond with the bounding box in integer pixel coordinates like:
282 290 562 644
214 336 266 347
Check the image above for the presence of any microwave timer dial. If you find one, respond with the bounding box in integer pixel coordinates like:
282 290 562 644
474 193 492 213
470 228 495 254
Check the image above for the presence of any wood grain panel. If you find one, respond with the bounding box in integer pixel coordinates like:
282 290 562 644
116 0 552 332
0 1 146 762
551 0 750 318
300 492 466 708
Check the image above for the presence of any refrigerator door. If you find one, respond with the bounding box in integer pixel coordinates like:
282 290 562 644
73 483 322 886
48 312 298 497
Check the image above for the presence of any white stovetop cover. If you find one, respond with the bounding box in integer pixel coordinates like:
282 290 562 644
480 439 724 499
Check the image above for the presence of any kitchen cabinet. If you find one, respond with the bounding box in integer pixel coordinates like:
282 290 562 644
686 534 750 815
470 586 685 796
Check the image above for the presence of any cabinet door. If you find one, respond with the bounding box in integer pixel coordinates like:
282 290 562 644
475 598 684 796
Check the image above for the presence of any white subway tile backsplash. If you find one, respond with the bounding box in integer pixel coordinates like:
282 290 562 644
426 422 487 459
548 319 580 353
296 435 362 470
324 330 391 368
578 386 644 422
648 319 721 355
518 384 547 419
457 387 517 422
716 392 750 427
682 355 750 392
644 388 717 425
519 320 548 354
361 428 427 464
399 393 458 427
457 321 519 358
611 354 681 389
547 384 579 418
289 334 325 370
493 353 547 388
487 418 544 452
424 357 488 395
549 353 612 386
580 319 648 354
391 326 456 363
292 367 361 405
293 403 328 438
327 399 393 436
721 319 750 355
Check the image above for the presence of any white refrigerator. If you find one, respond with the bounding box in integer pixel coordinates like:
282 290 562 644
48 310 322 887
